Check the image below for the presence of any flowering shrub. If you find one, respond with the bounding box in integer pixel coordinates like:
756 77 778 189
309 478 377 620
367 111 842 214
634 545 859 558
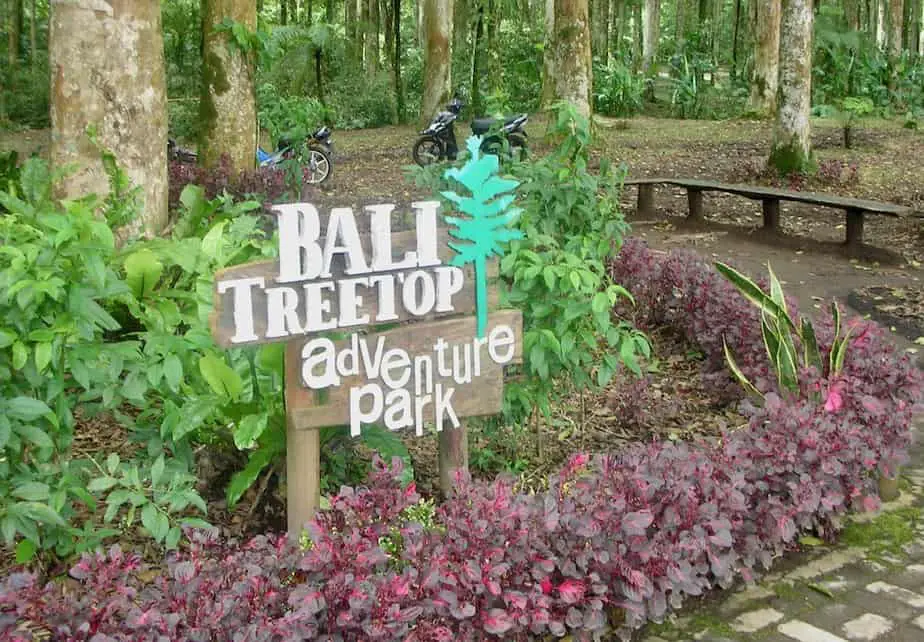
1 242 920 641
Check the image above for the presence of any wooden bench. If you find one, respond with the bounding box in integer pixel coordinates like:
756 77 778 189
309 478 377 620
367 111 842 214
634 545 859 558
624 177 913 250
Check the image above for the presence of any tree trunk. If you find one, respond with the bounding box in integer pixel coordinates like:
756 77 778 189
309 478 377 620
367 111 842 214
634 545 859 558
541 0 556 106
845 0 861 29
592 0 610 61
731 0 742 80
417 0 425 46
889 0 904 56
394 0 404 121
383 0 394 64
364 0 379 73
632 1 642 70
326 0 335 21
611 0 625 56
769 0 813 174
281 0 287 23
553 0 593 118
8 0 21 68
642 0 659 73
748 0 781 115
675 0 686 49
471 3 485 115
420 0 453 123
201 0 258 172
49 0 168 238
877 0 887 48
29 0 36 69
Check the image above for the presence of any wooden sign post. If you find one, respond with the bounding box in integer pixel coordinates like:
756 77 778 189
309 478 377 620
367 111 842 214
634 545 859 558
210 136 523 536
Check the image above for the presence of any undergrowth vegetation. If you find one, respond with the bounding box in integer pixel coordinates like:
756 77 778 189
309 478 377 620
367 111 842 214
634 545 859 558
1 239 918 640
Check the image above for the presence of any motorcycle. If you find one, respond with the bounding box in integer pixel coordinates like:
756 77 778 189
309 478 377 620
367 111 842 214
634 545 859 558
258 126 334 185
413 97 528 167
167 138 197 163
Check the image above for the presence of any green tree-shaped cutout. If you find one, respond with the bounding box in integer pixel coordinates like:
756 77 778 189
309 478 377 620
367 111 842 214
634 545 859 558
442 136 523 338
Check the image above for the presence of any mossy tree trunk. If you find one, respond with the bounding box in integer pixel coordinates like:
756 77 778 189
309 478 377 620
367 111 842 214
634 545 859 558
889 0 904 56
420 0 453 123
552 0 593 118
8 0 22 68
49 0 168 238
200 0 257 171
641 0 659 74
591 0 609 63
747 0 781 116
769 0 814 175
540 0 556 107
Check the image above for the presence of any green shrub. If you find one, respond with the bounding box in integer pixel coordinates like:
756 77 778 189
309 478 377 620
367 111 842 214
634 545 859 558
594 61 645 117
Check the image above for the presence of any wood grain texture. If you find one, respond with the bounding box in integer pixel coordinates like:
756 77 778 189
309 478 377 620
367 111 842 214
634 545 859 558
210 225 499 348
288 310 523 430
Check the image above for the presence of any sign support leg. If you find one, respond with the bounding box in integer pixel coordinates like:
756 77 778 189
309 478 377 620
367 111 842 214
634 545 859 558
284 342 321 537
438 421 468 498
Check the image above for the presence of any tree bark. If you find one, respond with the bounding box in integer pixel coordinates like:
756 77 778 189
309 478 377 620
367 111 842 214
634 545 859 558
675 0 686 49
49 0 168 238
591 0 610 62
394 0 404 121
553 0 593 118
8 0 21 68
364 0 379 73
769 0 813 174
877 0 887 48
420 0 453 123
845 0 861 29
632 0 642 70
471 3 485 115
201 0 258 172
612 0 625 56
642 0 659 73
889 0 904 56
541 0 556 106
748 0 781 115
30 0 36 69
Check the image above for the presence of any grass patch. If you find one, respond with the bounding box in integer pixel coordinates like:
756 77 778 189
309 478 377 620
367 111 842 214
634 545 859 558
645 612 737 639
840 506 921 563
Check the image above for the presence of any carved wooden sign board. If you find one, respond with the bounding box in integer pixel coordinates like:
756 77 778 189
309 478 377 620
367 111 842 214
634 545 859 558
209 138 524 534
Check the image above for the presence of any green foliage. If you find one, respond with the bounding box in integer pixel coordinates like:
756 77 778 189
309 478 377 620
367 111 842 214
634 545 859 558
716 261 852 398
668 54 710 120
594 62 645 118
410 102 649 425
257 83 330 143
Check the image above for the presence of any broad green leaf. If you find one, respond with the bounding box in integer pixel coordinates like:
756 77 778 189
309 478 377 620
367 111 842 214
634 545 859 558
20 503 66 527
775 333 798 392
227 447 275 508
165 526 182 550
767 262 788 315
87 476 119 493
198 354 243 399
12 341 28 370
34 342 52 373
6 396 53 421
201 220 228 262
106 453 121 475
124 249 164 299
0 329 15 348
150 455 166 487
14 424 53 450
234 414 269 450
163 354 183 391
180 517 213 530
12 482 50 502
760 314 782 367
15 539 37 564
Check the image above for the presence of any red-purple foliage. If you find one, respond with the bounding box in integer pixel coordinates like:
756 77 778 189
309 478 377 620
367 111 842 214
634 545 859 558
1 241 920 641
168 154 316 211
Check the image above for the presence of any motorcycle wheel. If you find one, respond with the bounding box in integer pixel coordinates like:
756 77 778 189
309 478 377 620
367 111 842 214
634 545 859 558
413 136 444 167
302 146 332 184
508 135 528 161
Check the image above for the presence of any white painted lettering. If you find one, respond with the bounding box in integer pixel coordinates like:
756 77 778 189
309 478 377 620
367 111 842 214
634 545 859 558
217 277 264 343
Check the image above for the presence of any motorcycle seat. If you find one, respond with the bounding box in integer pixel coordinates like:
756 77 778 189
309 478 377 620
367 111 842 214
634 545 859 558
471 115 524 135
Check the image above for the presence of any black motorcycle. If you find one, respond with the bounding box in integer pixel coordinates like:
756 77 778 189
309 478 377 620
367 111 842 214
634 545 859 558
258 126 334 185
167 138 197 163
413 97 528 167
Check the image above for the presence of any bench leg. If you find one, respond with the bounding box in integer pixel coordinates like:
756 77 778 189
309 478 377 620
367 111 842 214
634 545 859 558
845 208 864 248
762 199 780 232
637 184 654 217
687 189 704 221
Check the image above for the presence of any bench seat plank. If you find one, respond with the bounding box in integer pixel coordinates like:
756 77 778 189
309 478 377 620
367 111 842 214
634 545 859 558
623 177 911 217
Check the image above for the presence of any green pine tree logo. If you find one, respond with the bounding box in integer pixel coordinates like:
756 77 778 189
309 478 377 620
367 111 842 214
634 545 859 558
442 136 524 338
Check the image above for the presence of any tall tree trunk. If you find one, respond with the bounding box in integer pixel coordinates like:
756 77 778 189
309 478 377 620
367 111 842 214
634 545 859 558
675 0 686 49
470 3 484 115
612 0 625 56
553 0 593 118
541 0 556 106
731 0 741 79
420 0 453 123
29 0 36 69
364 0 379 73
770 0 813 174
877 0 887 48
383 0 394 62
632 1 642 70
845 0 861 29
201 0 258 172
592 0 610 62
417 0 425 46
642 0 659 73
890 0 904 56
326 0 335 21
748 0 781 115
49 0 168 237
281 0 287 23
394 0 404 121
8 0 21 68
454 0 469 61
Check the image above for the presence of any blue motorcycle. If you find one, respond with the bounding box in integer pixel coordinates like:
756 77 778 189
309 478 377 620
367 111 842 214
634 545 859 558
257 126 333 185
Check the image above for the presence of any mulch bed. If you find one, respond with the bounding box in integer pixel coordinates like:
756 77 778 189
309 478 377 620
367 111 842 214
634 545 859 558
848 285 924 343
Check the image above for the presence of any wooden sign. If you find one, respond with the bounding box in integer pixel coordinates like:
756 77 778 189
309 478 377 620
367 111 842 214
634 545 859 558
209 135 525 536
